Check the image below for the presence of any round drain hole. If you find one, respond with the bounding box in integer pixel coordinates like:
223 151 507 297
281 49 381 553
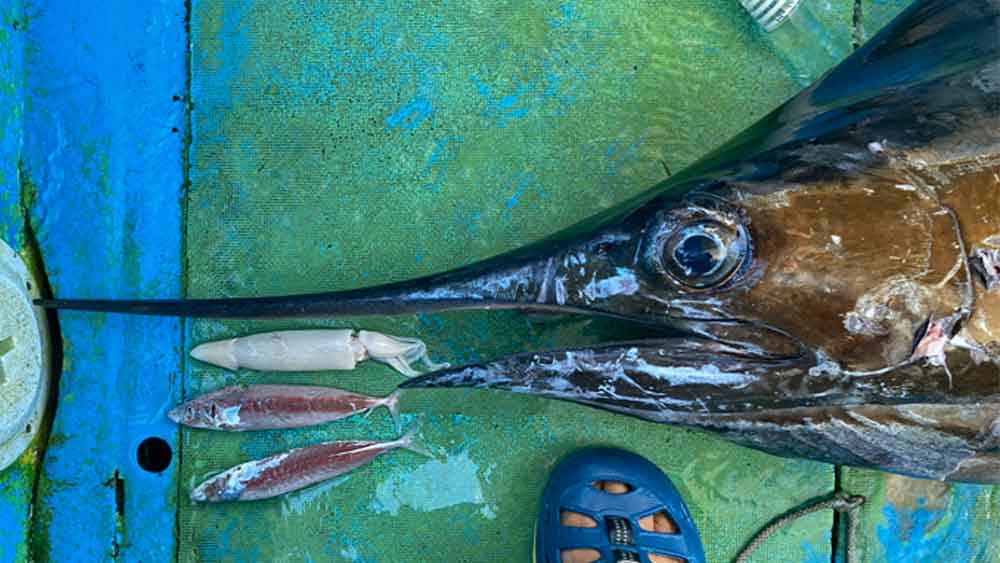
136 437 172 473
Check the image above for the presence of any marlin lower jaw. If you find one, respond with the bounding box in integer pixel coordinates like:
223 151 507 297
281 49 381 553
399 326 1000 420
399 336 820 416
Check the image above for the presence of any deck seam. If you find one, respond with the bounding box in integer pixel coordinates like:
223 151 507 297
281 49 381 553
174 0 194 560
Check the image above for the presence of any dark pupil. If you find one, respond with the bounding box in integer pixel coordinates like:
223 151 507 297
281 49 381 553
672 233 723 277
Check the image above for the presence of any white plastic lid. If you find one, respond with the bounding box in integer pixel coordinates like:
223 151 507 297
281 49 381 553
0 239 49 471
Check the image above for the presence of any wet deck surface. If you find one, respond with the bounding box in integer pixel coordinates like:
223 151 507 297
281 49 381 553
3 0 999 561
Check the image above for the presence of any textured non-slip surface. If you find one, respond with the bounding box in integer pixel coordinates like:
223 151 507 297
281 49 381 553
3 0 998 561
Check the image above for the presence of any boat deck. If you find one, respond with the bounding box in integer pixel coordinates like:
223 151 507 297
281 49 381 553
2 0 997 561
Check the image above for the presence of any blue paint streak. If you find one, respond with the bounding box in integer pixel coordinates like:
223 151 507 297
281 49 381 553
503 172 545 220
801 539 827 563
876 486 986 562
424 136 450 172
386 98 433 131
21 1 185 560
547 3 578 29
464 211 481 236
469 6 595 128
422 135 462 193
470 74 534 127
505 176 530 210
470 74 491 98
0 0 24 251
604 139 643 177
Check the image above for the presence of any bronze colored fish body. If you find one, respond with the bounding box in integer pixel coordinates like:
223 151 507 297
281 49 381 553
39 0 1000 481
191 433 421 502
168 385 400 431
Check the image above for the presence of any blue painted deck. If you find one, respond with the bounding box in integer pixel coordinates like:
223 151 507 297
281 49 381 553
0 0 186 560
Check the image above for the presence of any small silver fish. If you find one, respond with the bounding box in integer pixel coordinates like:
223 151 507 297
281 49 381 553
190 430 426 502
168 384 400 431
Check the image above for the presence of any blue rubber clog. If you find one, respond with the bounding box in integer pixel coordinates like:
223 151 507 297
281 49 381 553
535 448 705 563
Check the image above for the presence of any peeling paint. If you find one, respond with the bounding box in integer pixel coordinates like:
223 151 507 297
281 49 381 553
370 451 496 518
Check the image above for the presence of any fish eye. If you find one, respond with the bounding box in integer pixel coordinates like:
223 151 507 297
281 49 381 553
643 197 750 291
664 221 745 288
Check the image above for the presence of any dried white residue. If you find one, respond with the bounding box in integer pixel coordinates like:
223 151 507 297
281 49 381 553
989 418 1000 439
754 189 791 209
644 363 755 387
193 452 289 501
369 451 496 518
623 348 754 386
581 268 640 301
280 475 352 518
972 60 1000 93
843 277 932 337
535 257 557 304
218 405 241 427
535 347 754 388
808 350 843 377
898 405 945 427
340 543 361 562
409 264 535 300
971 244 1000 291
588 232 631 247
229 452 288 487
554 276 567 305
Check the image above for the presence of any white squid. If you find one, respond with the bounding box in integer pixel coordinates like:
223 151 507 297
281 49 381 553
190 329 447 377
